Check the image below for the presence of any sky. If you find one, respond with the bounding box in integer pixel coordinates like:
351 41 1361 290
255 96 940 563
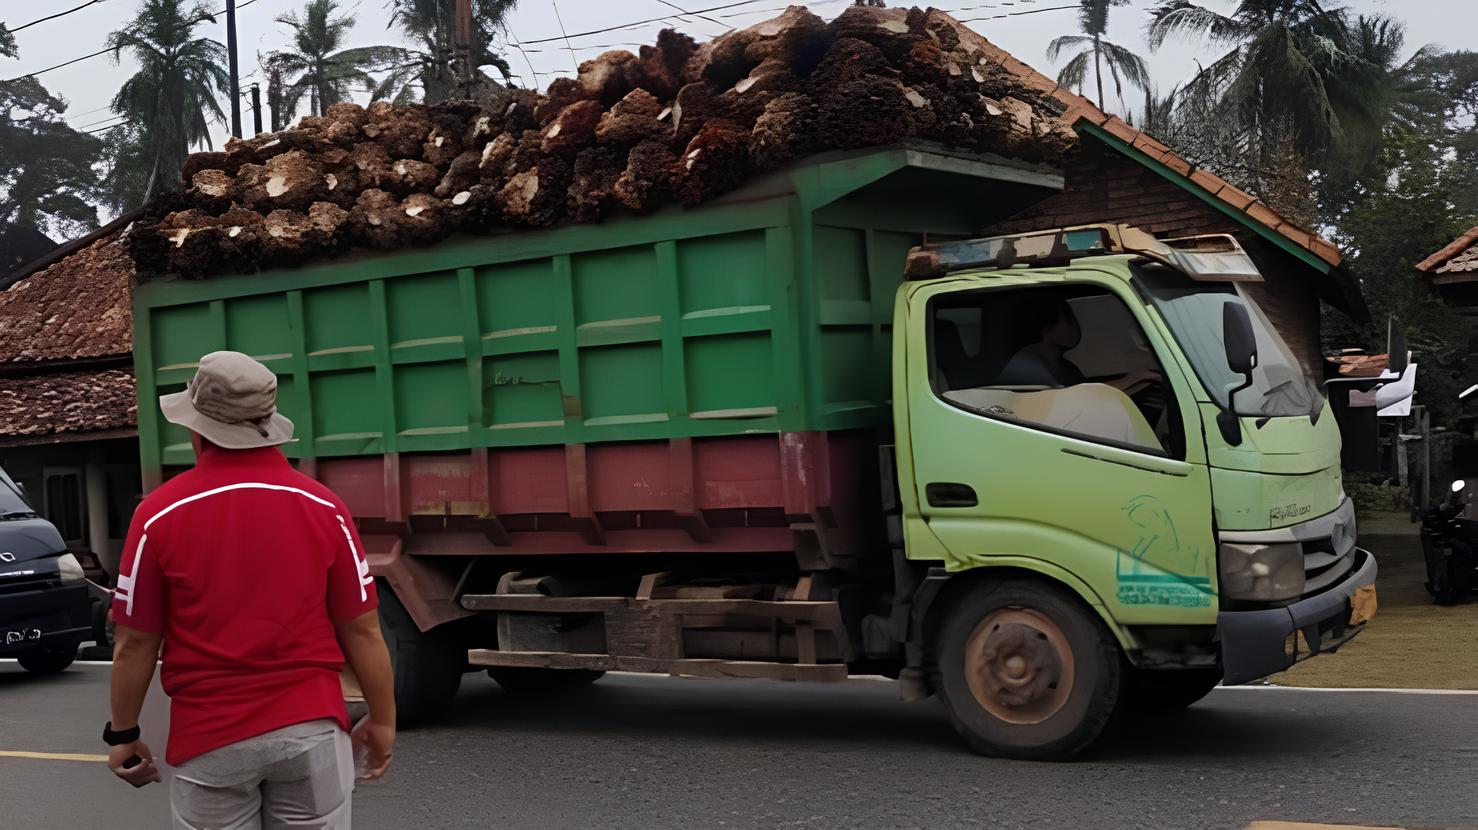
0 0 1470 159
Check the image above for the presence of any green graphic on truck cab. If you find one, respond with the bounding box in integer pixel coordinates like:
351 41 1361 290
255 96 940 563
1116 495 1212 608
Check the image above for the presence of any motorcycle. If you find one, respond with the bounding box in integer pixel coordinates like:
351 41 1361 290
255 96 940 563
1417 479 1477 603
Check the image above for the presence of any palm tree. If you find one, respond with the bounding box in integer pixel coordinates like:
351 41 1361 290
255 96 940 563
106 0 230 203
263 0 378 122
371 0 519 104
1047 0 1150 114
1145 0 1365 167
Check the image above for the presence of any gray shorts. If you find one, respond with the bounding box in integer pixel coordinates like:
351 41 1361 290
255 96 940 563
171 719 354 830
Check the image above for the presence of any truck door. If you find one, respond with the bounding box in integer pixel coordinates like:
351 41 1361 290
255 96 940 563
902 277 1216 623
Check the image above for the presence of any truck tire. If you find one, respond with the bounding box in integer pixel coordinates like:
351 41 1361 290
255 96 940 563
1122 666 1221 713
378 583 464 726
18 642 78 675
487 667 605 695
929 579 1120 760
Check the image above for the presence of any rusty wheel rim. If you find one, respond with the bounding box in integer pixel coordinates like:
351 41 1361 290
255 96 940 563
964 607 1075 725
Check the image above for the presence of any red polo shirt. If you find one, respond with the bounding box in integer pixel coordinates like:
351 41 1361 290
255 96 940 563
113 445 378 765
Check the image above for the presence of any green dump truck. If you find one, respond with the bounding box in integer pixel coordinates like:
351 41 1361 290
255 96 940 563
133 147 1375 759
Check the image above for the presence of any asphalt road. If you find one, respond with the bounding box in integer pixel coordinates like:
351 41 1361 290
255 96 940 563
3 663 1476 830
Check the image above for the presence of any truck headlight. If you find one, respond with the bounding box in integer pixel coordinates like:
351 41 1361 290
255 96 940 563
1219 542 1304 602
55 553 84 583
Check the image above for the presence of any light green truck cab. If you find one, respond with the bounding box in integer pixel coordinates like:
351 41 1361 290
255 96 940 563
891 226 1374 756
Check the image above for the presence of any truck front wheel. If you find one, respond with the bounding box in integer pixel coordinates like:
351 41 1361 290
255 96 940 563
930 579 1120 760
17 642 79 675
377 583 465 726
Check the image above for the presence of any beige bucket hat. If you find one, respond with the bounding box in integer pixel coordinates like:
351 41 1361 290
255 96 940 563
159 351 295 449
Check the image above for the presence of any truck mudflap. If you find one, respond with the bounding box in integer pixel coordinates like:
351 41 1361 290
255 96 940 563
1217 548 1377 685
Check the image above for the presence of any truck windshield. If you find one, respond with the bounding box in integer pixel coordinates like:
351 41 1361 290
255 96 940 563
1136 264 1323 419
0 467 34 518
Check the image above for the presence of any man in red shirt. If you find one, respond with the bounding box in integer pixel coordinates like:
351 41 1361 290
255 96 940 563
106 351 397 828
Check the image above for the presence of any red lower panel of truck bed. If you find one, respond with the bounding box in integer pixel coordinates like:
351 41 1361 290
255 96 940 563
275 431 880 559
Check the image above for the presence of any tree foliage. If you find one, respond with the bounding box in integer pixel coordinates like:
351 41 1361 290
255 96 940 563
1047 1 1149 115
370 0 519 104
263 0 377 121
106 0 231 206
1318 46 1478 425
1145 0 1370 195
0 33 103 238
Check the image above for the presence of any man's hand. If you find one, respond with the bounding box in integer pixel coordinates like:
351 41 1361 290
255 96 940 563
108 740 162 788
334 609 396 780
350 718 394 780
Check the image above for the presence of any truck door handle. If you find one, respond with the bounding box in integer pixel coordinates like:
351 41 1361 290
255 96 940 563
925 482 978 508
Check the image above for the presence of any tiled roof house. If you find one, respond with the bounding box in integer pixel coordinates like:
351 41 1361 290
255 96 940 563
0 233 140 573
1416 225 1478 314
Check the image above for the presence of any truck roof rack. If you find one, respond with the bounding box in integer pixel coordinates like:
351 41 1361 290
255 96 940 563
904 223 1263 283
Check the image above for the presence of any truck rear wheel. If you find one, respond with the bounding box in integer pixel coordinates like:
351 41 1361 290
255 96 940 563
378 583 464 726
1122 666 1221 712
17 642 78 675
930 579 1120 760
487 667 605 695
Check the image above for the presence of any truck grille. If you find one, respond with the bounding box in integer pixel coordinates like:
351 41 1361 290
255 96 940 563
0 571 56 596
1303 538 1355 594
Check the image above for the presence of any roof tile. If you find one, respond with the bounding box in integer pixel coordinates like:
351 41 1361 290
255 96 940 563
1309 237 1342 266
0 236 133 364
1217 184 1257 211
1245 201 1282 229
1188 168 1225 195
0 366 136 440
1101 116 1138 144
1417 225 1478 273
1275 222 1314 252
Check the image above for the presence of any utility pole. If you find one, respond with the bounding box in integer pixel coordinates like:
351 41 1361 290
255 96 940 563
454 0 474 99
226 0 242 138
250 84 263 136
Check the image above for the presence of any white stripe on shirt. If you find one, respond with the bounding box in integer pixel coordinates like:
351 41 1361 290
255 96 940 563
122 482 360 617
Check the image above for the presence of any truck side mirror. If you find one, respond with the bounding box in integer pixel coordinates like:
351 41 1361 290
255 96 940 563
1218 302 1258 447
1386 317 1408 377
1223 302 1257 375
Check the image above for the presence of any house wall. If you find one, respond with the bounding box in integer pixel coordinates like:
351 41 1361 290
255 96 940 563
983 139 1325 375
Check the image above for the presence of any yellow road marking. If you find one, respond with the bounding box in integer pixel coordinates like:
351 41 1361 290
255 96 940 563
0 750 108 763
1246 823 1407 829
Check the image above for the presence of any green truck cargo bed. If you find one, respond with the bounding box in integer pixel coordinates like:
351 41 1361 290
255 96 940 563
134 146 1061 485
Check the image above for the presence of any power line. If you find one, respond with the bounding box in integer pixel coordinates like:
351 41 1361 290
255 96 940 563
1 0 261 83
85 120 129 135
956 3 1077 24
655 0 731 32
548 0 580 73
10 0 109 34
74 113 129 130
518 0 772 45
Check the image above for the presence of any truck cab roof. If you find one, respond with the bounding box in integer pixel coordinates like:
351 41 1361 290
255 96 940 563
905 224 1264 285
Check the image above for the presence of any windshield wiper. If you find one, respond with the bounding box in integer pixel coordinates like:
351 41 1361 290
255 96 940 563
0 509 37 519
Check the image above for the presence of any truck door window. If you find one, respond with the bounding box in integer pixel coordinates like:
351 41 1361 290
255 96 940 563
928 285 1182 457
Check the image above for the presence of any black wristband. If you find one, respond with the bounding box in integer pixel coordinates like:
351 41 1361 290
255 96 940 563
103 721 141 746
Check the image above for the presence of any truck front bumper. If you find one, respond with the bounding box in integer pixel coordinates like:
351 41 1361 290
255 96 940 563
1217 548 1377 685
0 581 92 656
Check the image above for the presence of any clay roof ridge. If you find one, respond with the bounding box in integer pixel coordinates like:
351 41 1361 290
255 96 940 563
956 12 1342 269
1416 224 1478 273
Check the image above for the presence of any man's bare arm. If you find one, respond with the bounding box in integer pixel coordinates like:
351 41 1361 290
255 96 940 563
110 623 162 730
108 623 164 787
334 610 396 778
